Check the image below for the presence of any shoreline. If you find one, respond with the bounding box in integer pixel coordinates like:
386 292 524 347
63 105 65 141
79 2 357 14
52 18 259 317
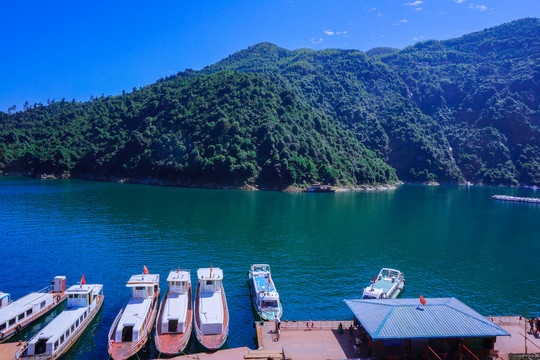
1 171 538 192
0 172 400 192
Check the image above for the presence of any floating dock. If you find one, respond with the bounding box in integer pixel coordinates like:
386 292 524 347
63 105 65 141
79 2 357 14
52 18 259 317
492 195 540 204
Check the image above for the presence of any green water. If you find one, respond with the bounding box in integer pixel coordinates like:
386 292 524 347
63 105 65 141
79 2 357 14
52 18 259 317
0 177 538 359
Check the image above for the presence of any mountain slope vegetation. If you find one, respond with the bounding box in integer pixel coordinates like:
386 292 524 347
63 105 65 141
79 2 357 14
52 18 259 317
1 18 538 188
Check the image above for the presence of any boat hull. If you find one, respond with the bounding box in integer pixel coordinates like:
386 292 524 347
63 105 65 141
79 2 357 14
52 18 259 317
248 277 283 321
17 295 103 360
108 291 159 360
248 266 283 321
155 284 193 355
1 292 67 343
193 282 229 351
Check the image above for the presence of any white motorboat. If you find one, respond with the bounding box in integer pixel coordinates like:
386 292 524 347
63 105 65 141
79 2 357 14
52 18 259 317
0 277 67 342
108 268 159 360
17 279 103 360
194 267 229 350
362 268 405 299
248 264 283 321
154 269 192 355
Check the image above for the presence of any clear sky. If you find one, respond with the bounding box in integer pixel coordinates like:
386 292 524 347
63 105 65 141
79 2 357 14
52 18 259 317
1 0 538 112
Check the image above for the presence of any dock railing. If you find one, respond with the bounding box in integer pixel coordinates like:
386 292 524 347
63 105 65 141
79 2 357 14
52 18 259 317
279 320 353 331
488 316 525 326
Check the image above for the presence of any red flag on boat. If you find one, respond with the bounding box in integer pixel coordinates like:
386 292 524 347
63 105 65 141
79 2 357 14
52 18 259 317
419 294 427 306
81 275 86 285
373 275 376 284
143 265 149 274
268 276 271 288
210 264 212 278
177 266 180 273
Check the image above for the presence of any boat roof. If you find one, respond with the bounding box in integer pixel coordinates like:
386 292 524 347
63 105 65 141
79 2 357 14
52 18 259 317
199 291 223 325
118 298 151 329
163 293 188 321
0 292 9 300
0 292 51 323
167 270 190 282
344 298 511 340
126 274 159 287
66 284 102 294
197 268 223 281
28 306 87 343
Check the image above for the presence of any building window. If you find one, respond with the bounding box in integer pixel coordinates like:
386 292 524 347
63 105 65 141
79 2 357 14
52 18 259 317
40 301 46 309
26 309 33 316
18 313 24 321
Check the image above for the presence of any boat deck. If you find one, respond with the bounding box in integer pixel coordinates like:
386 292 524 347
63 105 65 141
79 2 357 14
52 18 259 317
373 278 394 293
252 272 276 293
116 298 151 334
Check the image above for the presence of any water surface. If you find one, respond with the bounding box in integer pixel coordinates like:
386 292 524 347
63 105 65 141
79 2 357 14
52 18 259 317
1 177 538 359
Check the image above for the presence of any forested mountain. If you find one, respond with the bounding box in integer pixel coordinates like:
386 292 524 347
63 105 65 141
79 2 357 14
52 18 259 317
1 18 538 188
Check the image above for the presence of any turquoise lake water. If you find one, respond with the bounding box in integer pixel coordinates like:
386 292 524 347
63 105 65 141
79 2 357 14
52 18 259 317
1 176 539 359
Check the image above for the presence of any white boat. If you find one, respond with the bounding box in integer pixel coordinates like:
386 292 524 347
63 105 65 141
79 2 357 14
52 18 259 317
0 277 68 342
362 268 405 299
108 269 159 360
248 264 283 321
194 267 229 350
16 280 104 360
154 269 192 355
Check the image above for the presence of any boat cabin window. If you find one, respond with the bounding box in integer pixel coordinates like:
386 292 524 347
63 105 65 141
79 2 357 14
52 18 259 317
262 300 278 308
65 330 69 338
54 340 59 351
79 316 83 323
8 318 15 326
0 323 6 331
26 309 33 316
207 281 213 286
40 300 46 309
60 334 65 344
76 319 79 327
362 294 377 299
18 313 24 321
71 324 75 332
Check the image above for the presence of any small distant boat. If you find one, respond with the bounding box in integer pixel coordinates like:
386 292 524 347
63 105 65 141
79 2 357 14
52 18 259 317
154 269 193 355
0 276 68 343
108 267 159 360
303 184 335 192
17 277 103 360
194 267 229 351
248 264 283 321
362 268 405 299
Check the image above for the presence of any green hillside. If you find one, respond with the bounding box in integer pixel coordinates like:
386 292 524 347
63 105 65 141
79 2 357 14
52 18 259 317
1 18 539 188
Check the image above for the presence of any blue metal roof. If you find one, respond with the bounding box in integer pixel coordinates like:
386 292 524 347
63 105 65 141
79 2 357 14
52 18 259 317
344 297 511 340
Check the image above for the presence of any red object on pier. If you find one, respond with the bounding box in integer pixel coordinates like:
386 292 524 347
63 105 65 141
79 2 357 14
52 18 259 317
143 265 149 274
419 294 427 306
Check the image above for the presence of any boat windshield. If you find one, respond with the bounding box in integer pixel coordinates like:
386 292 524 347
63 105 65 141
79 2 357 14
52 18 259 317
362 294 378 299
262 300 278 309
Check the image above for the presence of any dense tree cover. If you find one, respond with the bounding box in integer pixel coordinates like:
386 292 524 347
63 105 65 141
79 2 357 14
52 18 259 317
378 18 540 185
0 72 396 188
1 18 538 187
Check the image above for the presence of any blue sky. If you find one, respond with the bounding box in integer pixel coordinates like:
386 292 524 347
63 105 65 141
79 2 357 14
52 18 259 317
1 0 538 111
